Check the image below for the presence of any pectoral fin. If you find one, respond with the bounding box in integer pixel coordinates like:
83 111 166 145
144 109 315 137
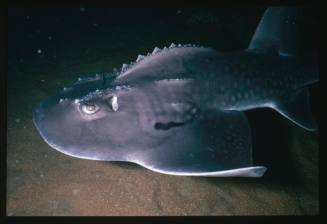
133 110 267 177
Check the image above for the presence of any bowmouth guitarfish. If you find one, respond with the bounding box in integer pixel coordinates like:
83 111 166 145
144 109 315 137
33 7 318 177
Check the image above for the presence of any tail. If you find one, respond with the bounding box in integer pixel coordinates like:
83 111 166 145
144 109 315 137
272 88 317 131
294 55 319 89
249 7 319 131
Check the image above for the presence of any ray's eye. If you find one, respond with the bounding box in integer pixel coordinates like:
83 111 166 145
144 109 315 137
109 95 119 112
80 102 99 115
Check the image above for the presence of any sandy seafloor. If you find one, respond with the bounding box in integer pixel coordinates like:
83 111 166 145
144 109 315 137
7 5 319 215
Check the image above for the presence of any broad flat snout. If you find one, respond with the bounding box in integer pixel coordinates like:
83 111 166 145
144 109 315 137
32 94 132 161
32 96 57 135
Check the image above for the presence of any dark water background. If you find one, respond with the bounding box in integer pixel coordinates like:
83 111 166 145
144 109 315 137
7 2 318 215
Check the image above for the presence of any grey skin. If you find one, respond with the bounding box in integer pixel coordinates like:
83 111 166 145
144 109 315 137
33 7 318 177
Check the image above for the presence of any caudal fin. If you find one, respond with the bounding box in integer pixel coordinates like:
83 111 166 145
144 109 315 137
273 88 317 131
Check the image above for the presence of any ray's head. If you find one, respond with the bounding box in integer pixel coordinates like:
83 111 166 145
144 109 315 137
32 79 144 161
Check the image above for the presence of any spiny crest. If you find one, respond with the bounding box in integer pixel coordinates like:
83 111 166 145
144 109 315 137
115 43 203 77
73 43 204 84
121 64 128 71
136 54 145 62
152 47 161 54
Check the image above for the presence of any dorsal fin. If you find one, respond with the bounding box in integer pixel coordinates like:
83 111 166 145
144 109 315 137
248 7 317 57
